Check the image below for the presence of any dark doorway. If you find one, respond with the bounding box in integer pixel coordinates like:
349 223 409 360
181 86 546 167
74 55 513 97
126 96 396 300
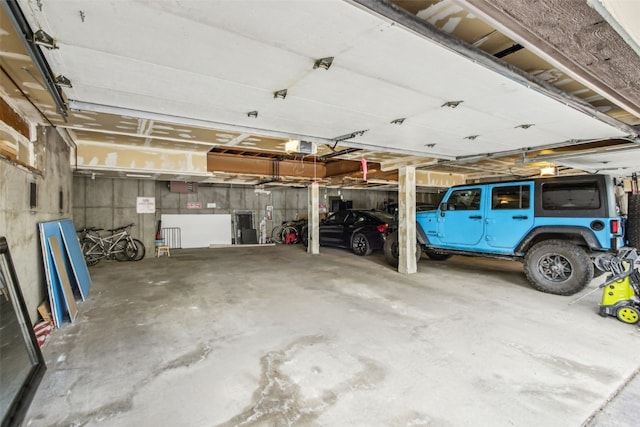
328 197 352 212
235 212 257 244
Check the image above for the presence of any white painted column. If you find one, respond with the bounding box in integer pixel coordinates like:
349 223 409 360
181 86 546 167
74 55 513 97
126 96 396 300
307 182 320 254
398 166 417 274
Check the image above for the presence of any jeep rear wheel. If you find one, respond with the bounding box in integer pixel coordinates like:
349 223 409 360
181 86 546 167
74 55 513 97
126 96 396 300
383 231 422 267
524 240 593 296
626 193 640 248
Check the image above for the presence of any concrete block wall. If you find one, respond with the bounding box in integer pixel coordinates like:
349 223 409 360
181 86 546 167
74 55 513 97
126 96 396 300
73 179 399 248
0 127 73 322
72 178 156 252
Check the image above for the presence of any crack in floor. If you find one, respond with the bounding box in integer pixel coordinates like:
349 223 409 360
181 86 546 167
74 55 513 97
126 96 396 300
217 335 387 427
56 342 214 426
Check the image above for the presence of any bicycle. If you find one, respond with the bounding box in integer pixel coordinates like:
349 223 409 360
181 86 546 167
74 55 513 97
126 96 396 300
77 223 145 266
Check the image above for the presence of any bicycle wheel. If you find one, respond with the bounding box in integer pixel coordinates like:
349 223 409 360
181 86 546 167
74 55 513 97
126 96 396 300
81 239 102 266
127 238 146 261
271 225 285 244
112 239 130 261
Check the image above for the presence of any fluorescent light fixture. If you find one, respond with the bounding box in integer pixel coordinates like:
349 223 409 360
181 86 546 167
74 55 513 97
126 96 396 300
126 173 153 178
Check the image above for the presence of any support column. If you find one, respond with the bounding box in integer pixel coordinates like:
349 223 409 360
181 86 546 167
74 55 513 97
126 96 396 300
398 166 417 274
307 182 320 254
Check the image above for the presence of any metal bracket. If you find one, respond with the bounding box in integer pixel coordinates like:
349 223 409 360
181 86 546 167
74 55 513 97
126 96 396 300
273 89 287 99
441 100 463 108
54 75 72 88
329 129 368 150
32 29 57 49
313 57 334 70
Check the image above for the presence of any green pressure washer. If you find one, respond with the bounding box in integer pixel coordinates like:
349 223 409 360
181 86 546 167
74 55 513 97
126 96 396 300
595 248 640 324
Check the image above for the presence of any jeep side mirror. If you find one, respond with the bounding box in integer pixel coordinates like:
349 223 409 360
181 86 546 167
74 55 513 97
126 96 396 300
439 202 447 216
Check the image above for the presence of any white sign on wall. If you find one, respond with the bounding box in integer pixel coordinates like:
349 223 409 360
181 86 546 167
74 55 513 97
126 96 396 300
136 197 155 214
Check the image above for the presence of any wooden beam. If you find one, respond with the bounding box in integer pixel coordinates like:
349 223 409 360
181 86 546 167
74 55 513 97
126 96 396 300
0 96 30 140
208 152 326 178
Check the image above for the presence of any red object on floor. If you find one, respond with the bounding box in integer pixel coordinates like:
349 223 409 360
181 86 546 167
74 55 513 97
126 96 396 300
34 320 53 347
285 232 297 244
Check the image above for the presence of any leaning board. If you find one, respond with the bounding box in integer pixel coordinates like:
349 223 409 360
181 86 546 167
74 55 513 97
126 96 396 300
58 219 91 300
48 236 78 322
38 222 66 327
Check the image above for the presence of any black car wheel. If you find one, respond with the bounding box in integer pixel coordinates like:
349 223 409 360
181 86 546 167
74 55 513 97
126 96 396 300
383 231 422 266
352 233 372 256
523 240 593 295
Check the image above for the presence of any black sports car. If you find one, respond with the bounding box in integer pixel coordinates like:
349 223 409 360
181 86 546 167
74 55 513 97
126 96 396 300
304 210 396 255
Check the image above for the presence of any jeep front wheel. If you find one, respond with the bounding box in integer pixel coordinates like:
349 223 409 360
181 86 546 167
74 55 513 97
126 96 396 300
524 240 593 296
383 231 422 267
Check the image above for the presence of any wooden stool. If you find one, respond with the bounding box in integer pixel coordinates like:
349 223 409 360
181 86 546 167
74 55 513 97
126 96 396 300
155 245 170 257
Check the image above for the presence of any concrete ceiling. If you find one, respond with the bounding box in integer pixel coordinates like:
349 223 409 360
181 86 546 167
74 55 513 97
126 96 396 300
2 0 640 187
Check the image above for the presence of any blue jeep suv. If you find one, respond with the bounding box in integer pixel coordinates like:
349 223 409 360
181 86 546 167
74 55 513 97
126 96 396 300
385 174 625 295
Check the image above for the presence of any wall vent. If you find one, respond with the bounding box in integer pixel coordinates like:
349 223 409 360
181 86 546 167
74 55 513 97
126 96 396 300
29 182 37 209
169 181 198 193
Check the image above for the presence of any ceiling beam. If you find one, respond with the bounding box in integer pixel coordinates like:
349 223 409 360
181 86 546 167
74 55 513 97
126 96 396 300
0 96 30 139
208 152 326 179
325 159 375 177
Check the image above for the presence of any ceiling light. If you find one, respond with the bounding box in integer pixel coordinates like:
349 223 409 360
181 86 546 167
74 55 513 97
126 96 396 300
274 89 288 99
441 100 463 108
516 124 535 129
313 57 334 70
540 166 558 176
464 135 479 140
247 111 258 118
285 140 316 155
390 118 406 125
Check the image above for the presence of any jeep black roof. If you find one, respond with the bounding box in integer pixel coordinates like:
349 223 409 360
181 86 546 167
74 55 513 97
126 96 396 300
453 173 610 189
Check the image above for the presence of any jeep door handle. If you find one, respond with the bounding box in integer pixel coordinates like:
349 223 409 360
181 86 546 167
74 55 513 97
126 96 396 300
512 215 528 220
469 215 482 219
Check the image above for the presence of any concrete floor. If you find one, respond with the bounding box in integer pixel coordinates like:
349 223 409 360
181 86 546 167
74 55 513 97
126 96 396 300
24 245 640 426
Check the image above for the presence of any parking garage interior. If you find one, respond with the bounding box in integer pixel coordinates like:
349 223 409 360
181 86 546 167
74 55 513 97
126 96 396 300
2 0 640 425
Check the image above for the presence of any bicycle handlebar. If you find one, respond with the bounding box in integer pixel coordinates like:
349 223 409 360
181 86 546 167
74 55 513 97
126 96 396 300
107 223 135 232
77 227 103 233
